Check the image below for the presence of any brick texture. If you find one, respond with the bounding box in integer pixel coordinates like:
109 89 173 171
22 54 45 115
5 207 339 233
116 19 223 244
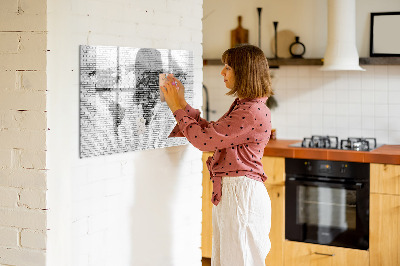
0 247 46 266
0 227 19 247
0 208 47 230
0 0 47 264
21 229 46 249
0 187 19 208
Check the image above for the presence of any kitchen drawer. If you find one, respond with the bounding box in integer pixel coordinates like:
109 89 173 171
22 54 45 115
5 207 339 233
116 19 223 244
284 241 369 266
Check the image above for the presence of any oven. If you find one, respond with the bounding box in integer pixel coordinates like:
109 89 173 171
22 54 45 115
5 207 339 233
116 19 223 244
285 158 370 250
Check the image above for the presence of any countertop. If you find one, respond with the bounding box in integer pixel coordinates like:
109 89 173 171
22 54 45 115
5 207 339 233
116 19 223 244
263 139 400 165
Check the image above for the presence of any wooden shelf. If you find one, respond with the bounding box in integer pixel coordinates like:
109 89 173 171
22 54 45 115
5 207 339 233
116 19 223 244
203 57 400 67
203 58 323 67
359 57 400 65
268 58 322 67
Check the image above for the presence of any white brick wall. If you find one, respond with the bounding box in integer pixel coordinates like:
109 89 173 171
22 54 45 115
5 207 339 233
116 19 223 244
0 227 19 247
0 0 47 265
4 1 203 265
46 0 203 266
21 229 47 250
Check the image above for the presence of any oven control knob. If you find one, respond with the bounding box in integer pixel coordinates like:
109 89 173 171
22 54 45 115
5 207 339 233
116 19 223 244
340 164 347 174
304 161 312 171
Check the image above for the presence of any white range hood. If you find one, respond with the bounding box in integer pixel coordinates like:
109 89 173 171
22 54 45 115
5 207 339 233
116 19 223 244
320 0 365 71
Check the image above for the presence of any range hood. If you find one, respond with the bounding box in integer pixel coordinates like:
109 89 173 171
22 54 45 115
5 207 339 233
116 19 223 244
320 0 365 71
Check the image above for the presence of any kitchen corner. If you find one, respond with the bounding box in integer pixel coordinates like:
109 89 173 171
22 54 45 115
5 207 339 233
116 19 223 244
202 140 400 265
202 0 400 264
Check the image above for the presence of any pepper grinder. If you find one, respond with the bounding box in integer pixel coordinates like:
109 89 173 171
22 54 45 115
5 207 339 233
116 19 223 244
273 21 279 58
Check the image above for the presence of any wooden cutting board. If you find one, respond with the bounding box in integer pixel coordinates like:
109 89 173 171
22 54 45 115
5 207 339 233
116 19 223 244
231 16 249 48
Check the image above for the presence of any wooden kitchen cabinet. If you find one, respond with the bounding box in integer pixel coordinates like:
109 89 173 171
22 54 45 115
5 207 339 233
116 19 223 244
262 156 285 266
370 163 400 266
370 193 400 266
370 163 400 195
201 154 286 266
202 152 213 258
261 156 285 186
264 184 285 266
284 241 369 266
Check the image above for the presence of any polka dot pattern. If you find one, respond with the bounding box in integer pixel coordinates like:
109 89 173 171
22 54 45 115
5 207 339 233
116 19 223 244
168 97 272 206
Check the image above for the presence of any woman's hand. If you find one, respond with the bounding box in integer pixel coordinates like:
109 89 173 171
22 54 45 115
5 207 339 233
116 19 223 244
160 76 185 113
173 77 187 108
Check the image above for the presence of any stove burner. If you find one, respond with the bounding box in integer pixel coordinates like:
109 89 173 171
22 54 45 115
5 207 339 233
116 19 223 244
340 137 377 151
301 135 339 149
295 136 378 151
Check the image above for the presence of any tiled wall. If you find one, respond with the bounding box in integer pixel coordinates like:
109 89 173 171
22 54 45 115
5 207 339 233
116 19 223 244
203 65 400 145
271 65 400 144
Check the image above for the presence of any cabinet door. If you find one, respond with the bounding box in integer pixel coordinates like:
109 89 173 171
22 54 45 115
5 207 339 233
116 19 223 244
261 156 285 185
370 163 400 195
284 241 369 266
370 193 400 266
264 184 284 266
202 152 213 258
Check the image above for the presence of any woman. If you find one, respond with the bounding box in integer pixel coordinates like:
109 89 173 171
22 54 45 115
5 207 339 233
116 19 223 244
161 44 273 266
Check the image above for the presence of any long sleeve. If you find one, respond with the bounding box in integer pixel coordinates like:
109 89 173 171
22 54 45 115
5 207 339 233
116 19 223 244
171 97 271 206
172 106 257 152
168 103 211 137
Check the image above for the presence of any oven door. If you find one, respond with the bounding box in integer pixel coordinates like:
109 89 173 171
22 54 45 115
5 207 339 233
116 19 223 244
285 177 369 250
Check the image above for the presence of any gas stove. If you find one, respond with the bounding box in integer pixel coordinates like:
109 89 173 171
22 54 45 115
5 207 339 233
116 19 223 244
289 135 381 151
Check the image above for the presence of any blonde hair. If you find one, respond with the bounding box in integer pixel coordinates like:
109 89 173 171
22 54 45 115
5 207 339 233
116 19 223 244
221 45 273 99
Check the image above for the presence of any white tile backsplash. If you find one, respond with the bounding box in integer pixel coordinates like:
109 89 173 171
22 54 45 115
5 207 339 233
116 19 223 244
361 104 374 117
362 90 375 103
388 91 400 104
389 117 400 131
375 104 389 117
203 65 400 145
389 104 400 117
374 77 388 91
374 90 388 104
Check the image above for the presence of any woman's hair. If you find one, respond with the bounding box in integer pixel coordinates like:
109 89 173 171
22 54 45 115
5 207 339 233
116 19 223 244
221 44 273 99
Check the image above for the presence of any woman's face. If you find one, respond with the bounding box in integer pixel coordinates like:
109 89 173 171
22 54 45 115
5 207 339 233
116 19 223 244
220 64 235 89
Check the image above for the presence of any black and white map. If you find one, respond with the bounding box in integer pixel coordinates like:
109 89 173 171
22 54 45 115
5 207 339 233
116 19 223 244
79 45 193 158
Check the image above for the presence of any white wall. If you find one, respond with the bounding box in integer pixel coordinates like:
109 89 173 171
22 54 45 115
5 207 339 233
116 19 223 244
203 0 400 58
203 0 400 145
0 0 48 265
46 0 203 266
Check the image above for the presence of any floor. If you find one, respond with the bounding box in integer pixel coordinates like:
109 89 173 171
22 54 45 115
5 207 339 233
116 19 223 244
202 257 211 266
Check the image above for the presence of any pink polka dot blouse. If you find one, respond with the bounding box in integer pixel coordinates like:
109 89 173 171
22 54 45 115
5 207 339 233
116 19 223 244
168 97 272 206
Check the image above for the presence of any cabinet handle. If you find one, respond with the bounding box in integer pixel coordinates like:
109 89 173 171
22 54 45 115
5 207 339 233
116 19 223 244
314 252 335 257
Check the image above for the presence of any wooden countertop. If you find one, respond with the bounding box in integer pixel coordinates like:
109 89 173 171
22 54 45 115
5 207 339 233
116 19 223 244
263 139 400 165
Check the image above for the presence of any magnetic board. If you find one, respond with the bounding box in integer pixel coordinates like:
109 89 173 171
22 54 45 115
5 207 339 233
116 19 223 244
79 45 194 158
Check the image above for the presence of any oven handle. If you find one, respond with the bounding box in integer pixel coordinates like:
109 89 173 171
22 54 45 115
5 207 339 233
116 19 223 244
286 177 364 189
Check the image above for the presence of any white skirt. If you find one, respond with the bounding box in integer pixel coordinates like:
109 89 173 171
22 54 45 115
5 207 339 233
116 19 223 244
212 176 271 266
